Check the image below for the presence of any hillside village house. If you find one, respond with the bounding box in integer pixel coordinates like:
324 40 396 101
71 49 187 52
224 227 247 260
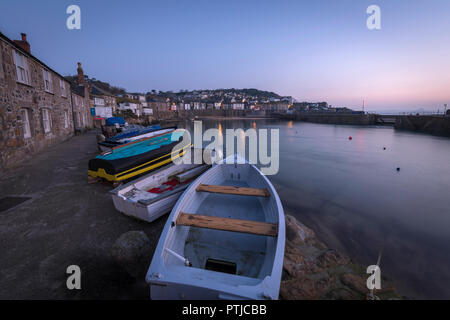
117 102 142 116
70 89 91 130
70 62 116 119
137 94 145 104
146 95 169 112
69 63 93 130
92 88 116 116
0 32 92 170
232 102 245 110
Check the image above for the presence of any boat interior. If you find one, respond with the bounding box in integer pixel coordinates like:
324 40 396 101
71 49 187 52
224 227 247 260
164 163 279 281
118 149 214 203
120 163 206 203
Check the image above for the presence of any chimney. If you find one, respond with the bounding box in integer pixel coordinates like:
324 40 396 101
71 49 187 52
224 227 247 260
77 62 85 85
13 33 30 54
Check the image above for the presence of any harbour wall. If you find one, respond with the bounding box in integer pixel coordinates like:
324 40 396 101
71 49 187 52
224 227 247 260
123 110 450 138
394 116 450 137
275 112 378 125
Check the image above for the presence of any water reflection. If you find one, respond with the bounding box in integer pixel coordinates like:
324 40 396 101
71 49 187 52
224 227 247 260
179 119 450 299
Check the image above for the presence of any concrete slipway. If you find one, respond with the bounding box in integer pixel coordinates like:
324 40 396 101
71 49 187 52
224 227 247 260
0 130 163 299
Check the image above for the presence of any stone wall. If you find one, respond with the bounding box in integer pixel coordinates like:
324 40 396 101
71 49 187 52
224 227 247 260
72 90 93 130
150 109 269 120
0 36 82 170
395 115 450 137
279 113 377 125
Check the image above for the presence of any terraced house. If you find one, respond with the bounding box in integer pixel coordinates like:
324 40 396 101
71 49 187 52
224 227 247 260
0 32 92 170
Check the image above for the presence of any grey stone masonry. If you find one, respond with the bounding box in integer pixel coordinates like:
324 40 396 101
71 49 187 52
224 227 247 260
0 32 91 170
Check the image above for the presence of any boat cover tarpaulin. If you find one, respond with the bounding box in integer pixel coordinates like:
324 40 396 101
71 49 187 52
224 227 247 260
105 117 126 126
89 131 190 181
108 124 164 142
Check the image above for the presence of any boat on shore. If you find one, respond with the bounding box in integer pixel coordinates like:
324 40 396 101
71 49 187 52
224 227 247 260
146 155 285 300
88 130 190 182
110 149 213 222
98 125 177 152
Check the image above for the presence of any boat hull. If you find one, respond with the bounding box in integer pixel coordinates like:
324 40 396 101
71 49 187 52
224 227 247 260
98 126 177 152
89 131 190 182
110 149 214 221
146 158 285 300
149 280 253 300
88 143 190 181
112 190 186 222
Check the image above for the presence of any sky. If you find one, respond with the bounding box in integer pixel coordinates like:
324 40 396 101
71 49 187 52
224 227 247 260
0 0 449 111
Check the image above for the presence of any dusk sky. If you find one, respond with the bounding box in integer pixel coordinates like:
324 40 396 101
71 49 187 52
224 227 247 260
1 0 449 111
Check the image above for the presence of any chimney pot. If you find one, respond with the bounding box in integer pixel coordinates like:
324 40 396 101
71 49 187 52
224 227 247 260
77 62 85 85
13 33 30 54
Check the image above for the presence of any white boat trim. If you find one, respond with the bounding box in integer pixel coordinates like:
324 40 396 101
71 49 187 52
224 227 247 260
145 156 285 300
110 149 214 223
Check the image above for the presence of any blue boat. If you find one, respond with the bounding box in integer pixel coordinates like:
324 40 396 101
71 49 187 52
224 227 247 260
89 130 190 181
98 125 177 151
105 116 127 127
109 124 162 142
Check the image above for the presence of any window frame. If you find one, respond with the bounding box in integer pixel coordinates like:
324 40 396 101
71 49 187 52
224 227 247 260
13 50 31 85
42 69 53 93
76 112 81 128
64 110 69 129
42 109 51 133
21 109 31 138
60 79 67 97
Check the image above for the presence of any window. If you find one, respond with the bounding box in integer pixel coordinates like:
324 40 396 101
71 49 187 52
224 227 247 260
13 50 31 85
60 79 67 97
76 112 81 128
42 109 51 133
94 98 104 106
42 69 53 93
21 109 31 138
64 110 69 128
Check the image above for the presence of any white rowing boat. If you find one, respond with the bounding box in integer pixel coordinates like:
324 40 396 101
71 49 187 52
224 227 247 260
110 149 213 222
146 155 285 300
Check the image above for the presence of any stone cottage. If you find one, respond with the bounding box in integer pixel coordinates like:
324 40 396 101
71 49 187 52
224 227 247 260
70 62 93 131
0 32 92 170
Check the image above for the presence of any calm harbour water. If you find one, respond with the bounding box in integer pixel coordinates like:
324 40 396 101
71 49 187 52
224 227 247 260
179 119 450 299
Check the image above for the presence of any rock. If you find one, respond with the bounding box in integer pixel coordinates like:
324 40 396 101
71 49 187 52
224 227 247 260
377 279 396 294
280 278 318 300
111 231 151 278
280 272 335 300
340 273 368 294
285 215 315 244
315 249 350 269
283 244 305 278
324 287 359 300
280 215 402 300
96 134 105 142
6 138 17 148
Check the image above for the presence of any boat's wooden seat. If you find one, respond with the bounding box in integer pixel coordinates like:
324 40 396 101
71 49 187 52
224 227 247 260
196 184 270 197
177 212 278 237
